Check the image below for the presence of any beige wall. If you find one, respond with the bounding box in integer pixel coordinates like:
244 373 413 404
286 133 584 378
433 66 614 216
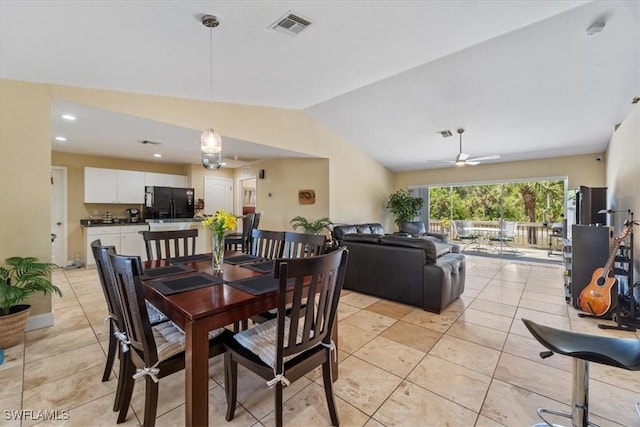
249 158 330 231
0 80 52 315
606 104 639 281
394 153 606 191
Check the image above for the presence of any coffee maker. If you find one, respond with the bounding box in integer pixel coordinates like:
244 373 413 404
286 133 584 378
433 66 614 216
126 208 140 223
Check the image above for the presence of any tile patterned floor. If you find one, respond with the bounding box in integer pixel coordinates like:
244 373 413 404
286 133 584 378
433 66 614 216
3 255 640 426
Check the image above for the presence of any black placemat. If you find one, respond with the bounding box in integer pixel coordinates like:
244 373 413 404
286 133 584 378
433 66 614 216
240 260 276 274
141 264 195 280
149 273 225 296
224 254 263 265
167 254 212 264
226 275 280 296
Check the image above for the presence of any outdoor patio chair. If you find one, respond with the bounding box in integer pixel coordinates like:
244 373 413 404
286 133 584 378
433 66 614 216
452 220 479 251
489 221 518 253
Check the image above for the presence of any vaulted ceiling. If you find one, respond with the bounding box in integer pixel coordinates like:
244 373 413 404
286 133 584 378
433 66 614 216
1 1 638 171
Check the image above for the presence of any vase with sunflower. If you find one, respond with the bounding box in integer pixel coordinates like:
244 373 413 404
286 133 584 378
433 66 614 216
202 210 237 274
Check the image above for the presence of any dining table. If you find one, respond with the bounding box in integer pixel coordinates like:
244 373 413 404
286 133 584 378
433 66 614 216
141 250 338 427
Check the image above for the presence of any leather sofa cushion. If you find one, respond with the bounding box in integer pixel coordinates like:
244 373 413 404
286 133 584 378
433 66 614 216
333 223 385 241
379 235 437 263
343 234 382 244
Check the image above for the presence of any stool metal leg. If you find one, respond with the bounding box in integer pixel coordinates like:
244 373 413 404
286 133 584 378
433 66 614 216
533 359 599 427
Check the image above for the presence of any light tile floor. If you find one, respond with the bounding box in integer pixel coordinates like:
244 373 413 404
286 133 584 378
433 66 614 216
3 255 640 426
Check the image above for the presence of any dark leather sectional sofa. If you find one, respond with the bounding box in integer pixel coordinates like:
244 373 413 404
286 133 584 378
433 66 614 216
332 223 465 313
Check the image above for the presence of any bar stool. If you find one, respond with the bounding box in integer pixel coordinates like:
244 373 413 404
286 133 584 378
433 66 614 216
522 319 640 426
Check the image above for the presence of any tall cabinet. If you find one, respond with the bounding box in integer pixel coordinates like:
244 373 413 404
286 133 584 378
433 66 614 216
569 225 612 309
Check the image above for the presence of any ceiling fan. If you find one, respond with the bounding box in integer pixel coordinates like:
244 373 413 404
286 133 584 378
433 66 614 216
434 128 501 166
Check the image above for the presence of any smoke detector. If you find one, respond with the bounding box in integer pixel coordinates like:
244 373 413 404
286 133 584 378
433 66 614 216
270 11 312 35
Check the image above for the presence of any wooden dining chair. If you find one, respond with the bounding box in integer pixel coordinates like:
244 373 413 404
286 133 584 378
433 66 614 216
282 231 326 258
224 248 349 427
108 251 231 426
141 229 198 260
251 229 285 259
90 240 168 412
225 213 255 253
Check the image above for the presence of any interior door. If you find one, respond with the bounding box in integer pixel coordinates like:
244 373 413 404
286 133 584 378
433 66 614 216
51 167 68 266
204 176 233 217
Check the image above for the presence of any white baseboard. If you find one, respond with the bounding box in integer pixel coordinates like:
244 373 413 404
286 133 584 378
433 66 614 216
26 312 54 331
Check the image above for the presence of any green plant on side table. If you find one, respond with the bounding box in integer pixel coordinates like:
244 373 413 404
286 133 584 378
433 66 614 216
386 189 425 227
290 216 333 235
0 257 62 348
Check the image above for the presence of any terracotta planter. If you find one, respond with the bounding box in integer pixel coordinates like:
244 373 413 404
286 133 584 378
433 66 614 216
0 304 31 348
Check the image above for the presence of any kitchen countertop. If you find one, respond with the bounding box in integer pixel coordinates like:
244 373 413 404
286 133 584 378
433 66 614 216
144 218 204 223
80 219 149 227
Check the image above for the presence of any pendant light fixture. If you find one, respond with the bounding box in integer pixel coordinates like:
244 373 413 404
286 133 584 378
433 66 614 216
200 14 222 169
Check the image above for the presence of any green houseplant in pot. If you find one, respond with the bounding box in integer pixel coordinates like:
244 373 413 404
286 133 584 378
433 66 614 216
386 189 425 228
290 216 333 235
0 257 61 348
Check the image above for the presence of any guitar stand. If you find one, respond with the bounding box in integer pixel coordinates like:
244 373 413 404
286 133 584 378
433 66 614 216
597 302 637 332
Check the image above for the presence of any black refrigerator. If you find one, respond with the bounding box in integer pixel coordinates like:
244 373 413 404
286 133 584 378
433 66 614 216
144 186 195 219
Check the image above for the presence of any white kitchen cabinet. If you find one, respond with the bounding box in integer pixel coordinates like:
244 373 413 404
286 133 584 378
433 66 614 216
166 174 187 188
84 167 117 203
84 167 145 203
84 224 149 267
144 172 187 188
119 224 149 259
116 170 145 203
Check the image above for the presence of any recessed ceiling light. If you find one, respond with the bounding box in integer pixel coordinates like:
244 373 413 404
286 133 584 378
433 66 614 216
55 136 67 141
61 114 76 121
153 153 162 158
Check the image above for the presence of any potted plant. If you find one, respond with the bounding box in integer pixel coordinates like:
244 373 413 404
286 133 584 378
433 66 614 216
0 257 62 348
290 216 333 235
386 189 425 227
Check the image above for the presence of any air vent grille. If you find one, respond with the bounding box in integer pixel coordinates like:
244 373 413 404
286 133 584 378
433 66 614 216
270 11 312 35
438 130 453 138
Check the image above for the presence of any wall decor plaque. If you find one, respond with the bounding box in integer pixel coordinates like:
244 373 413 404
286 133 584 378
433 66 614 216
298 189 315 205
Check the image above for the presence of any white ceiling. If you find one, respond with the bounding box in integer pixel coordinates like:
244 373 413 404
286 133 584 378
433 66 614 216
1 1 638 171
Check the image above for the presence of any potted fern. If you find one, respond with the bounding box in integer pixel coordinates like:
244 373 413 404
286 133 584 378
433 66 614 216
0 257 62 348
290 216 333 235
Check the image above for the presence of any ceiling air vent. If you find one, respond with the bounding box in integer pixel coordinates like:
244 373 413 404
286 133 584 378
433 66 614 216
438 130 453 138
270 11 312 35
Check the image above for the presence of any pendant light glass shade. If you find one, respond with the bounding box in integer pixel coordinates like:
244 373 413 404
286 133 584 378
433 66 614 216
200 15 222 169
201 128 222 169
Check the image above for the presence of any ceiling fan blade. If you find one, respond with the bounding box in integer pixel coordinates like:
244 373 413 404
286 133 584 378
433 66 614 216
467 154 501 162
465 161 481 166
425 159 455 164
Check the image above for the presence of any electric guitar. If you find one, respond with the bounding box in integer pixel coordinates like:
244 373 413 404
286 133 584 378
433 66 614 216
578 221 634 317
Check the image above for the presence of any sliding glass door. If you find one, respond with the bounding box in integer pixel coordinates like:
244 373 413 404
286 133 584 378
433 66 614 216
416 178 566 257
